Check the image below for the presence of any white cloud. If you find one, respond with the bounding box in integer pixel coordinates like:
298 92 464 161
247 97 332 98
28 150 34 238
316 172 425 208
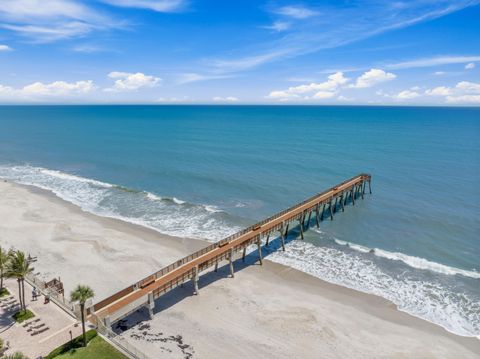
22 80 96 96
433 71 446 76
456 81 480 93
0 44 12 51
106 71 161 92
0 84 14 94
387 56 480 70
446 95 480 104
350 69 396 88
100 0 186 12
312 91 336 99
263 21 290 32
267 72 348 100
465 62 475 69
157 96 191 103
425 81 480 104
425 86 453 96
395 90 420 100
274 5 319 19
177 72 233 84
0 0 117 42
0 79 96 101
209 2 476 74
212 96 239 102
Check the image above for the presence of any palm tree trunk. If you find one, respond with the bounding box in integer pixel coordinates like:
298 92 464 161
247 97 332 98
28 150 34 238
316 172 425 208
21 279 26 311
1 268 3 290
17 279 22 312
81 303 87 347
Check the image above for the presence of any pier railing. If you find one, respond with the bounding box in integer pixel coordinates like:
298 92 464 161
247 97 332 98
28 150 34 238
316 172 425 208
93 173 371 314
25 272 76 319
143 173 370 282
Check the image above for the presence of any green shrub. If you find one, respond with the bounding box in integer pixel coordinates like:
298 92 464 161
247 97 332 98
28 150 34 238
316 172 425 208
45 329 98 359
0 287 10 297
12 309 35 323
3 352 30 359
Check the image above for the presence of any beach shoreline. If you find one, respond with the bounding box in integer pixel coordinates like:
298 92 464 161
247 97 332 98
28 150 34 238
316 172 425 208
0 179 479 358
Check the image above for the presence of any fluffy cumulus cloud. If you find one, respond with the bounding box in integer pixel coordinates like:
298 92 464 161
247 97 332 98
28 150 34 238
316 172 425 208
212 96 239 102
350 69 396 88
0 44 12 51
0 79 96 101
267 72 349 100
395 90 420 100
106 71 161 92
22 80 95 95
426 81 480 104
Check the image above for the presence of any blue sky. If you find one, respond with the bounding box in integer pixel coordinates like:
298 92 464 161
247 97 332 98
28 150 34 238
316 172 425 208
0 0 479 104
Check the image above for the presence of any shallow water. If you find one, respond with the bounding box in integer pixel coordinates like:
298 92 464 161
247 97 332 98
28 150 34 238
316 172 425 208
0 105 478 336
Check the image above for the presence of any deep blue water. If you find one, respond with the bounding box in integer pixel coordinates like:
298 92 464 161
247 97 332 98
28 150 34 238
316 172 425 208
0 105 479 336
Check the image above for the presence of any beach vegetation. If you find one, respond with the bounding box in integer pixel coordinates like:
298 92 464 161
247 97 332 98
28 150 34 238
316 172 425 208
70 285 95 347
0 245 11 291
45 330 126 359
0 287 10 297
12 309 35 323
3 352 30 359
6 250 33 312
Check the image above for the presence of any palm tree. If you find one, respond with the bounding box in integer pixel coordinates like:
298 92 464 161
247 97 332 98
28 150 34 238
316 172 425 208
0 246 11 291
71 285 94 347
6 251 33 312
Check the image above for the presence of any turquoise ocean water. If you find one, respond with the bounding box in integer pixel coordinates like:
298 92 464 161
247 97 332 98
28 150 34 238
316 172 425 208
0 105 478 336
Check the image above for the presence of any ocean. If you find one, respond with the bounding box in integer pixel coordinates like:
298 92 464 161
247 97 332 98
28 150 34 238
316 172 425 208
0 105 478 337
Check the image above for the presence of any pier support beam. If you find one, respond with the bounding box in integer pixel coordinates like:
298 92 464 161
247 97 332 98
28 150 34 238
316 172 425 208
257 238 263 265
321 203 326 220
104 316 112 330
368 180 372 194
193 265 199 295
307 211 312 229
279 224 286 251
351 187 355 205
329 200 334 220
299 214 304 240
284 223 290 238
340 194 345 212
242 247 247 262
315 204 320 228
214 261 218 272
361 182 365 199
266 234 270 246
333 197 338 213
147 292 155 319
229 248 235 277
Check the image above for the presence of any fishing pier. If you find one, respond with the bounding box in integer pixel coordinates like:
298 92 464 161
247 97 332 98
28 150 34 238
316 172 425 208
91 174 372 327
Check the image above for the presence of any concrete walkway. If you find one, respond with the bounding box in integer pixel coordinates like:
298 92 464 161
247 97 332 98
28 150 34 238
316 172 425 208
0 278 86 358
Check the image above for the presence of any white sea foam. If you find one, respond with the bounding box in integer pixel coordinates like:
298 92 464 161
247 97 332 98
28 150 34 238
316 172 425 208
334 239 480 279
0 165 240 241
172 197 186 205
1 164 478 337
268 240 480 337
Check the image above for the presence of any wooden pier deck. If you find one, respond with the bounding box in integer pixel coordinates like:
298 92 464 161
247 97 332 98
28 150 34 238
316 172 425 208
92 173 372 326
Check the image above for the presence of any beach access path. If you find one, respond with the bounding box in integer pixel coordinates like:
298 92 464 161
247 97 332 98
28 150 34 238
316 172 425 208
0 180 479 358
0 278 84 358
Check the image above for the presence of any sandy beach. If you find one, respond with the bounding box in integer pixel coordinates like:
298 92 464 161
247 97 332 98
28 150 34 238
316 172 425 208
0 180 479 358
